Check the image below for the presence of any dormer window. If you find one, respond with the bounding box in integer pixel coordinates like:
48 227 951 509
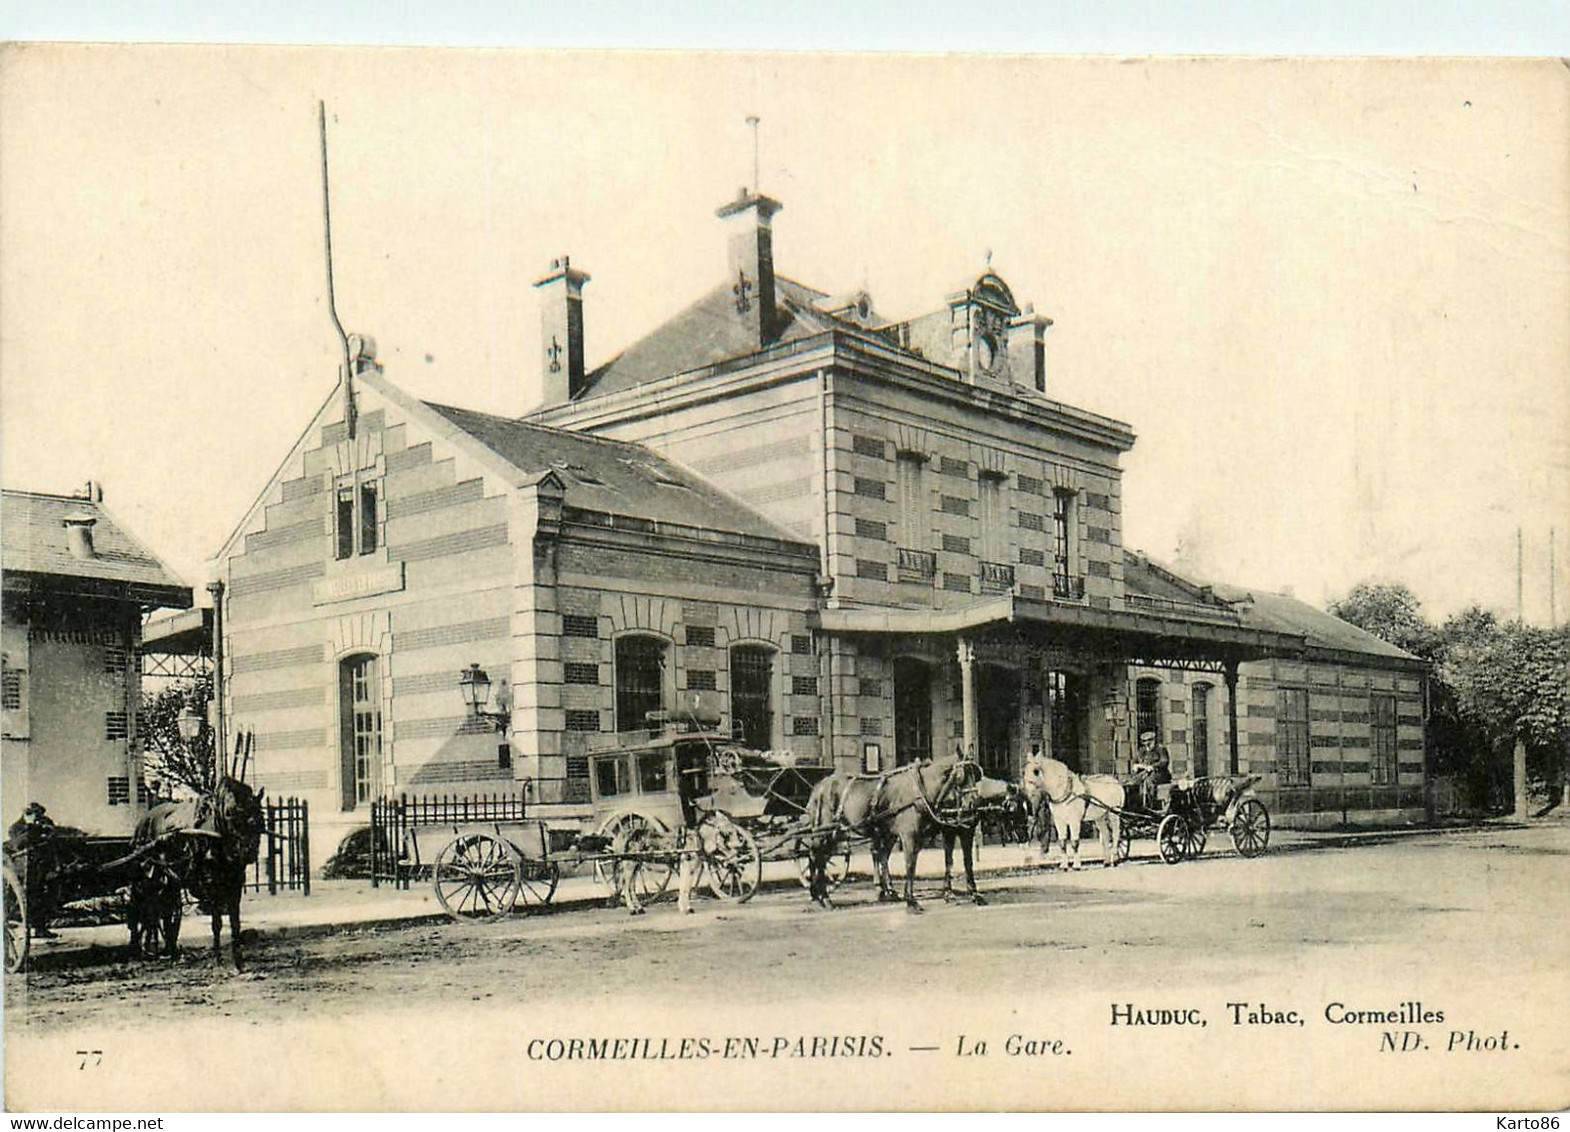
335 471 380 560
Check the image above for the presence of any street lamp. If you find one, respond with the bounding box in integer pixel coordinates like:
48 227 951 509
176 697 205 744
459 663 510 732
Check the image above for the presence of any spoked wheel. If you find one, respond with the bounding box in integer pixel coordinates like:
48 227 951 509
1180 822 1208 861
701 814 761 903
1157 814 1190 865
593 813 666 891
4 864 28 975
794 839 851 891
1230 799 1271 857
433 833 522 922
517 859 560 909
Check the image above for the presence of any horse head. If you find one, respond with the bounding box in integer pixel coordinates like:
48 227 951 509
1019 750 1074 809
212 776 265 866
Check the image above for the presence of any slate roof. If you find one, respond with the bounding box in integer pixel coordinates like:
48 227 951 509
421 401 812 548
577 275 879 399
2 490 191 604
1122 550 1420 666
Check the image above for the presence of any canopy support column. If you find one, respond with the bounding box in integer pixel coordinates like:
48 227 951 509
957 637 977 759
1224 657 1240 776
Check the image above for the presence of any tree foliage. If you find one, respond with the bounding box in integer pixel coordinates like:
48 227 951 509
140 675 215 797
1328 581 1443 662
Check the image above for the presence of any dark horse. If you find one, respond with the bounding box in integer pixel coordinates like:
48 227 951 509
129 777 265 968
803 748 1006 913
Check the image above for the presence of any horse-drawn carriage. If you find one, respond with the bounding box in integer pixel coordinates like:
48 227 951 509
1113 773 1272 865
406 717 841 921
3 824 150 974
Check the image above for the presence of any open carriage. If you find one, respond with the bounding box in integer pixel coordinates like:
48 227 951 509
1113 773 1272 865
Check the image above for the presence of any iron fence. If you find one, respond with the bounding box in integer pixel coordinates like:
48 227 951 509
246 796 310 895
369 791 530 889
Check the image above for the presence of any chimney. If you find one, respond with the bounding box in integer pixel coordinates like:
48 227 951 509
63 514 97 560
1009 306 1053 395
716 188 782 346
533 256 590 406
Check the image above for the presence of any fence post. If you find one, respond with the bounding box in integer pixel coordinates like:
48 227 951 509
370 798 381 889
300 799 311 897
266 801 278 896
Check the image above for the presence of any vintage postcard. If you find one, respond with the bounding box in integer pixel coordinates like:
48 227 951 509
1 47 1567 1112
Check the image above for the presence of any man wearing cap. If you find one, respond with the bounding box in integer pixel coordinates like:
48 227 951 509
1133 731 1172 810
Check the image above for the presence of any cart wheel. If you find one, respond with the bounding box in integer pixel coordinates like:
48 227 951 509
1181 822 1208 861
1230 799 1271 857
702 815 761 903
794 839 851 891
593 813 666 891
4 864 28 974
617 826 675 904
1157 814 1189 865
432 833 522 922
518 859 560 908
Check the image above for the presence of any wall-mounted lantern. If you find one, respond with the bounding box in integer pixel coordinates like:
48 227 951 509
176 696 205 744
459 663 510 733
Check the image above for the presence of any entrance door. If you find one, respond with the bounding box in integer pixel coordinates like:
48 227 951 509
892 657 932 766
976 665 1020 778
1191 683 1211 777
1048 670 1085 771
339 654 382 811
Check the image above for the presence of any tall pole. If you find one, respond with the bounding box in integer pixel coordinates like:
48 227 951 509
746 115 760 195
320 101 355 439
1551 526 1557 627
207 580 227 784
1517 526 1524 623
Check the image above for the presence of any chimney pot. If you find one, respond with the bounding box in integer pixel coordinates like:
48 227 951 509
716 190 783 346
533 257 591 407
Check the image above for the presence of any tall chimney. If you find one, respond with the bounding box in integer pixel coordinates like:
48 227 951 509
1009 307 1053 395
534 256 590 406
63 514 97 559
716 189 782 347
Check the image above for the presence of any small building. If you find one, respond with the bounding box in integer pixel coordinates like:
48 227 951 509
2 486 192 835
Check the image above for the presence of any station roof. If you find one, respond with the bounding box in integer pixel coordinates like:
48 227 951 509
2 489 191 609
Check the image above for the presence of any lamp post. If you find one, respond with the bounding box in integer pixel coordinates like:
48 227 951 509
459 663 510 733
207 580 227 783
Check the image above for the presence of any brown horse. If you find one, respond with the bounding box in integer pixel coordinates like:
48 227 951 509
803 749 988 913
129 777 265 968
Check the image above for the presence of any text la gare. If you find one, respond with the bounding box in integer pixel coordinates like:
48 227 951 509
956 1034 1071 1057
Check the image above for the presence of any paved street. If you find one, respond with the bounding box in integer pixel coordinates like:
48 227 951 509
6 823 1568 1111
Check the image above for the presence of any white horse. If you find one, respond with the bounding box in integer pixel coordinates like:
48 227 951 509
1019 751 1124 870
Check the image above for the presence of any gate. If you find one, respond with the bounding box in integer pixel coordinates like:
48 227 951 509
369 791 530 889
247 796 311 895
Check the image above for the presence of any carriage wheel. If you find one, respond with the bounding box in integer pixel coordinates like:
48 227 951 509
432 833 522 922
702 815 762 903
794 839 851 891
592 813 666 892
1230 799 1271 857
1157 814 1190 865
4 864 28 975
1181 822 1208 861
517 859 560 909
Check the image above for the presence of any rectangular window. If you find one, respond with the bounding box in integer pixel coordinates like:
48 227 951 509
792 716 820 736
595 755 630 799
335 471 381 560
940 494 970 516
1370 694 1397 785
615 636 667 732
1019 547 1045 567
895 454 926 554
730 646 774 749
853 476 886 500
859 678 883 698
1052 489 1075 591
1191 684 1211 778
1018 511 1045 532
563 662 599 685
942 534 971 555
1277 688 1311 786
686 669 717 691
107 776 130 805
339 655 382 809
859 717 884 736
855 518 888 541
856 559 888 581
1017 474 1044 496
792 675 819 697
561 614 600 639
852 434 886 459
939 456 969 477
684 625 716 648
790 634 813 655
978 476 1006 565
105 711 129 741
636 752 669 794
1 667 20 712
103 644 128 674
564 709 602 732
1135 678 1162 744
942 572 972 593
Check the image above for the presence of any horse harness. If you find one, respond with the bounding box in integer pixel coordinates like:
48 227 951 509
842 757 985 835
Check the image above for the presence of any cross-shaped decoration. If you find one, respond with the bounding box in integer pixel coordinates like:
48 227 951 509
546 335 563 373
733 269 753 314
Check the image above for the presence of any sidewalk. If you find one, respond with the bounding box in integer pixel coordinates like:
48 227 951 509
28 817 1536 957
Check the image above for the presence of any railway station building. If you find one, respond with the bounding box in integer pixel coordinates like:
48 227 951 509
2 486 193 836
214 186 1428 863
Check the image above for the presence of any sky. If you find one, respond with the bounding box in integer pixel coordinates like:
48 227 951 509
1 48 1566 624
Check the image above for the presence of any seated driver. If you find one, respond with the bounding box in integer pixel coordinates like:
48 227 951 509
1132 731 1172 809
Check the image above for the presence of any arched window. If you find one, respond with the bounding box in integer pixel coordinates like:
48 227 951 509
729 645 775 749
1135 676 1162 746
615 635 667 732
339 654 382 810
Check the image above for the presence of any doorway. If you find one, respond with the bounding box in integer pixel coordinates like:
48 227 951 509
976 664 1019 778
892 657 932 766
